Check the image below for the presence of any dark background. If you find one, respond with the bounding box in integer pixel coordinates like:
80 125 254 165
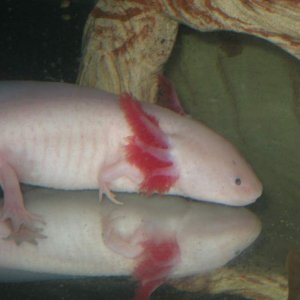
0 0 94 82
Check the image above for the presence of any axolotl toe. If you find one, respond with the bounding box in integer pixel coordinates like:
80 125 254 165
0 81 262 242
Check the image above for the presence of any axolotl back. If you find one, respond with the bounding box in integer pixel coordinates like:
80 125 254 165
0 81 262 242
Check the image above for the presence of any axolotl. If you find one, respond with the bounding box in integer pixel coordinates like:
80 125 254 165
0 81 262 242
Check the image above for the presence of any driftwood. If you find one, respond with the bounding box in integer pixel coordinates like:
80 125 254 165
77 0 300 102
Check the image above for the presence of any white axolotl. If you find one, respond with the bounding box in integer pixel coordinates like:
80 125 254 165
0 81 262 243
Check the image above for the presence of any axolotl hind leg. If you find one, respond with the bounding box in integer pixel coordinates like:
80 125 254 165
0 158 46 244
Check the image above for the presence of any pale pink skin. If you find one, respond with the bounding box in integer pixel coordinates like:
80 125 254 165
0 81 262 242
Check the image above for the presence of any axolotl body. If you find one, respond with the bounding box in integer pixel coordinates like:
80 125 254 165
0 81 262 242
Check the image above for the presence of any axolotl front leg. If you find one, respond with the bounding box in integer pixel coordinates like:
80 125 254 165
98 158 142 205
0 157 45 244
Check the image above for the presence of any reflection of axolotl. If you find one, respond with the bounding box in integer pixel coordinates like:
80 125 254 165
0 81 262 243
0 190 262 300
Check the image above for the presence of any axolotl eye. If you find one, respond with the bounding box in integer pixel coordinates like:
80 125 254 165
235 177 242 185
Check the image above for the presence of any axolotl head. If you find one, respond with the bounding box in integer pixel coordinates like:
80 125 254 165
169 120 263 206
121 95 262 206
